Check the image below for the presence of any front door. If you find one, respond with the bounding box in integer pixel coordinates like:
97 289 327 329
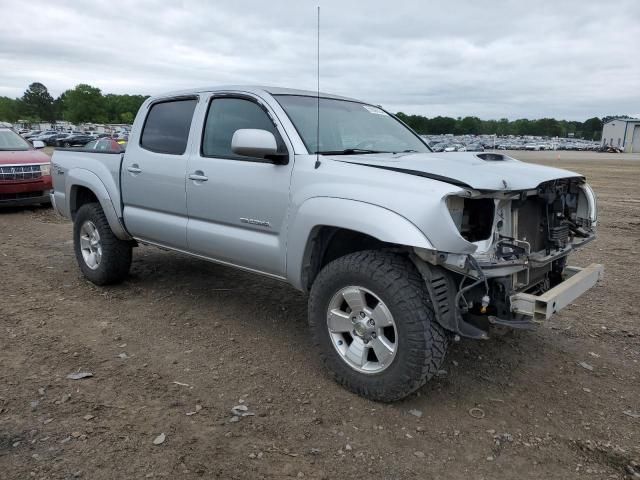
186 94 293 276
121 97 198 250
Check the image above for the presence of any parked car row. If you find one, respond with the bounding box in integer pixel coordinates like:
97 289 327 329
422 134 601 152
18 129 129 148
429 142 485 152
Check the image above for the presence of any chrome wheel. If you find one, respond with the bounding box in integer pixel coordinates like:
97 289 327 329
79 220 102 270
327 286 397 374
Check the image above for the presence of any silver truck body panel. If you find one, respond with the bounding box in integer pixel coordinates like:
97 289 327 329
285 196 435 290
50 152 131 240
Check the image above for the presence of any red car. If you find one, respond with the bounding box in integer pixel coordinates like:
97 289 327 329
0 128 52 206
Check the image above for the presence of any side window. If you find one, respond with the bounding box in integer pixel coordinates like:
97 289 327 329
202 97 286 159
140 98 197 155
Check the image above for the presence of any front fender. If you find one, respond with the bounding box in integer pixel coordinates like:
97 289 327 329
66 168 131 240
286 197 434 290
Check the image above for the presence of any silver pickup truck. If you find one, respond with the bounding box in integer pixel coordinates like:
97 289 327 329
51 86 603 401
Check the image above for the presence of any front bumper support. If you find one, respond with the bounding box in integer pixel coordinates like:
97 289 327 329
510 263 604 322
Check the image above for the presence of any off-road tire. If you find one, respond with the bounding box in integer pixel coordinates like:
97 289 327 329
73 203 132 285
308 250 448 402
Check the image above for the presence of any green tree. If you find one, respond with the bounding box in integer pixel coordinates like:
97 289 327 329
119 111 134 124
0 96 20 122
21 82 55 122
582 117 603 140
61 84 106 123
104 94 147 123
428 116 457 134
458 116 483 134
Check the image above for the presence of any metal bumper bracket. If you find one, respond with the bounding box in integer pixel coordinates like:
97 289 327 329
510 263 604 322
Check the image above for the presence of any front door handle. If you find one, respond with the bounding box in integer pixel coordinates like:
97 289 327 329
127 164 142 174
188 171 208 182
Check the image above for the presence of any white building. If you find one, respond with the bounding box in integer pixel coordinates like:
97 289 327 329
601 118 640 152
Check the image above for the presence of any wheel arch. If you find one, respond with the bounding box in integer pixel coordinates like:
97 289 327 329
66 169 131 240
286 197 434 291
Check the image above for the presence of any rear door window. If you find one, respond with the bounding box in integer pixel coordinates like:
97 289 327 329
140 98 198 155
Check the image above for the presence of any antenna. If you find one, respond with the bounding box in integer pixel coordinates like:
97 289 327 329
314 5 321 169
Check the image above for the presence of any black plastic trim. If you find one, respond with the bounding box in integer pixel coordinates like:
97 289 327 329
335 160 473 189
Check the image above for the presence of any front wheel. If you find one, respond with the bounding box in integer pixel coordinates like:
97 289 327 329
73 203 132 285
308 250 448 402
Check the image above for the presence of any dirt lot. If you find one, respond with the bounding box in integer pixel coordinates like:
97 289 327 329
1 151 639 479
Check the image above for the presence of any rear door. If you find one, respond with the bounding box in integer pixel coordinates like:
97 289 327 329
121 96 198 249
185 93 294 276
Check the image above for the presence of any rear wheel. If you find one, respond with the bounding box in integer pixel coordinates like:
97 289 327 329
63 142 70 147
73 203 132 285
309 250 448 402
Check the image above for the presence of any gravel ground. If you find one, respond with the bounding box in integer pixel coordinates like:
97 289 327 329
0 150 639 479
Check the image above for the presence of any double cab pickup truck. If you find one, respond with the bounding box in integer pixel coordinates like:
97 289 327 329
51 86 603 401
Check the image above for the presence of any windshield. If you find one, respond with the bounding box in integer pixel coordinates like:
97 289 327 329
0 130 31 151
275 95 430 154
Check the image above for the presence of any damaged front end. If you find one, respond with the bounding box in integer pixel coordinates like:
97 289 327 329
414 177 603 339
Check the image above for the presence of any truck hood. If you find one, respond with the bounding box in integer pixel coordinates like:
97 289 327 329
0 149 50 165
327 152 582 191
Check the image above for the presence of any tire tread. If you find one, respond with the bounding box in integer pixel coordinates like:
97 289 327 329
308 250 448 402
73 203 131 285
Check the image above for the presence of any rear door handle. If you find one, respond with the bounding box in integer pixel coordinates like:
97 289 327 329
127 164 142 174
188 171 208 182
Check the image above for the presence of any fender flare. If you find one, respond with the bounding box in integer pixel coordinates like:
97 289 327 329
286 197 434 290
66 168 131 240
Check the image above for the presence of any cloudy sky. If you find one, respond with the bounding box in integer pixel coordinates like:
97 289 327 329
1 0 639 120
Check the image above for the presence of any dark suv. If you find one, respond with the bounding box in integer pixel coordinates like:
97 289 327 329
55 134 95 148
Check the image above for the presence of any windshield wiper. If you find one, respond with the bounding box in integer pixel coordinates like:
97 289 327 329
316 148 388 155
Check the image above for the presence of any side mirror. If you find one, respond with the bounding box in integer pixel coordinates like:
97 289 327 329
32 140 45 149
231 129 287 163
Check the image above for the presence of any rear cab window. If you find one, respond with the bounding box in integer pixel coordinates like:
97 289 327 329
140 98 198 155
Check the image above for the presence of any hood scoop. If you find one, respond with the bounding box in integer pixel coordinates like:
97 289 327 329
476 153 506 161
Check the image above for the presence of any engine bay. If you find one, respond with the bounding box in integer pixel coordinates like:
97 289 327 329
418 177 598 335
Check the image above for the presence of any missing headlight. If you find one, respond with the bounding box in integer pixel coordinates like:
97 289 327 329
446 196 495 242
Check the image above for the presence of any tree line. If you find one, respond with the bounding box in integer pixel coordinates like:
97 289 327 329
395 112 632 141
0 82 148 125
0 82 627 137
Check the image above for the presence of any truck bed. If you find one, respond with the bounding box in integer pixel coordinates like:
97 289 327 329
51 149 125 221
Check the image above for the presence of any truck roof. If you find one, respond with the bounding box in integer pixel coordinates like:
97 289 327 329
148 85 362 103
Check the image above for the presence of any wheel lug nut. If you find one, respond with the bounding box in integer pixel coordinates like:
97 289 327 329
351 317 357 323
359 312 366 318
371 332 376 338
368 319 375 326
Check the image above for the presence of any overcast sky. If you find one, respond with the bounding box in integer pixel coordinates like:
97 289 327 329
1 0 639 120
